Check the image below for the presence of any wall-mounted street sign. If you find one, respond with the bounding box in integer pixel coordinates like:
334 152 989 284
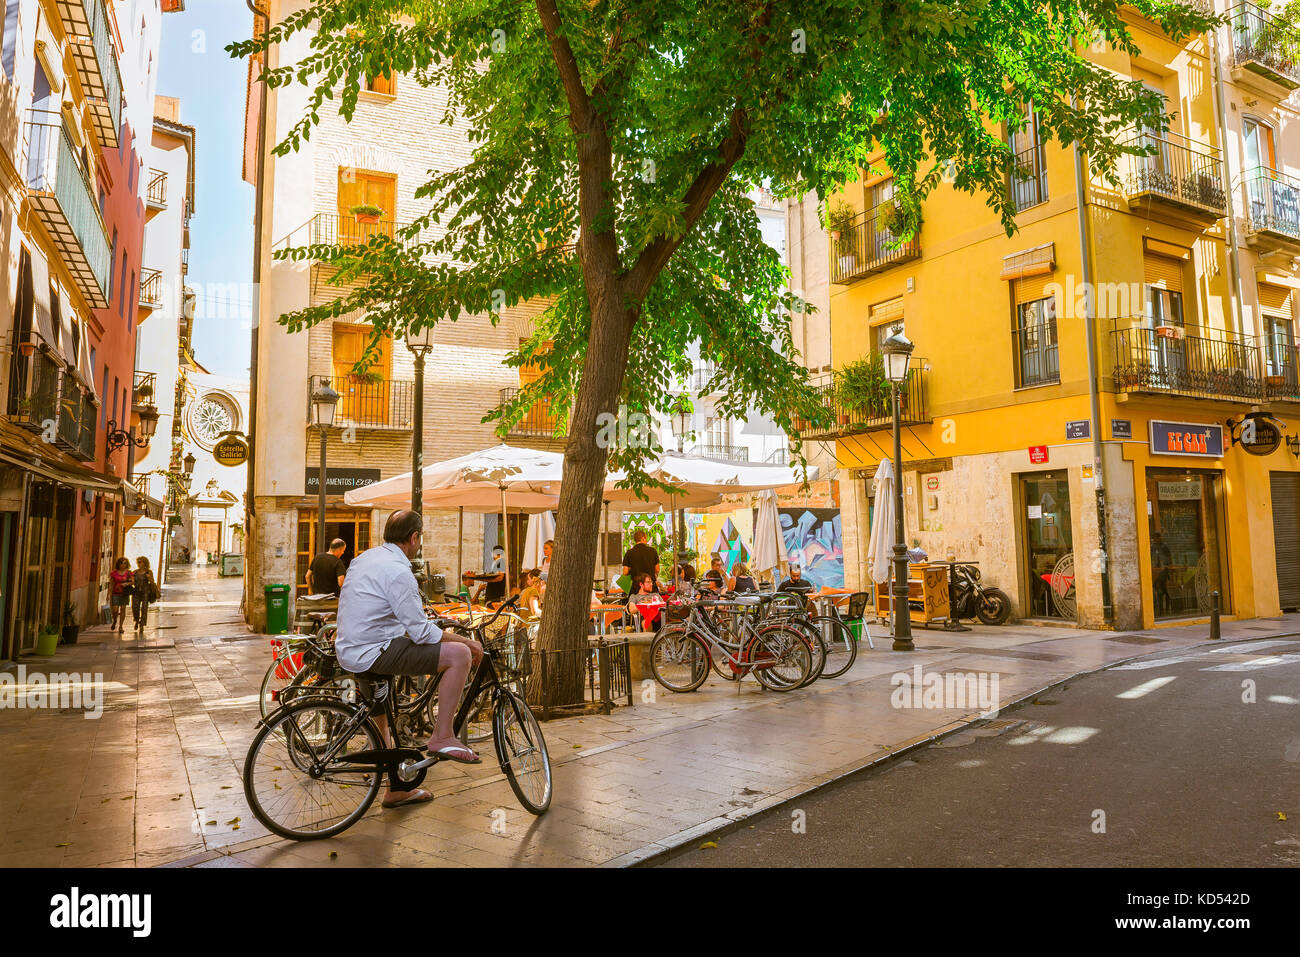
1234 412 1283 457
212 434 250 467
1029 445 1048 464
1149 420 1224 457
1066 420 1091 440
1111 419 1132 440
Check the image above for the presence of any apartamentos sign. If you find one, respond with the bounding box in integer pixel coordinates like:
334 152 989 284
305 468 381 495
1149 420 1224 458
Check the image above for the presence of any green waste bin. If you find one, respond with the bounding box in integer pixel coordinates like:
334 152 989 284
265 584 292 635
846 619 864 641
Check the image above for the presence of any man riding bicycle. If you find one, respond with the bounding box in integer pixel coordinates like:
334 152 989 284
335 510 484 808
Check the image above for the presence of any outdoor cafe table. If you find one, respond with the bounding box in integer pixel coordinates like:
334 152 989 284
809 587 851 617
590 603 627 637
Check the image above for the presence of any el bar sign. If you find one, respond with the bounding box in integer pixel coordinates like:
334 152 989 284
1150 420 1224 457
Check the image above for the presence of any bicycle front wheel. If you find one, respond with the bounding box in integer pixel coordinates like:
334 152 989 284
810 615 858 679
492 692 552 815
650 627 710 692
243 699 382 841
748 625 811 692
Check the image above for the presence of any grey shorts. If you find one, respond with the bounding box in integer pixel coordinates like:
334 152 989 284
368 636 441 676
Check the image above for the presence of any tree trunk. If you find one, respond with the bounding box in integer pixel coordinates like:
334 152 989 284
533 283 635 706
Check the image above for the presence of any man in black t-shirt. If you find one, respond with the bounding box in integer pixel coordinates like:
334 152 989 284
622 529 660 583
306 539 348 596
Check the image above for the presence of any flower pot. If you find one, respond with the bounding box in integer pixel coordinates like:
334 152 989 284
61 625 79 645
35 631 59 656
1266 375 1286 388
354 212 381 225
1155 325 1182 340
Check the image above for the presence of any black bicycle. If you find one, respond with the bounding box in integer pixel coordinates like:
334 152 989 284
243 598 551 840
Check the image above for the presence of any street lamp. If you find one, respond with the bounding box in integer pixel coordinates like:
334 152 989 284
311 383 340 560
406 325 436 584
669 395 693 454
881 323 915 652
106 404 160 454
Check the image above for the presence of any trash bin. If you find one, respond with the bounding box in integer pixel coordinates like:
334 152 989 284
846 619 864 641
264 584 291 634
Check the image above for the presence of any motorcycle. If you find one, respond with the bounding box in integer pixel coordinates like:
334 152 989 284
949 562 1012 625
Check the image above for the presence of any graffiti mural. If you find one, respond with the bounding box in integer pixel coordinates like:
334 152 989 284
707 518 752 571
779 508 843 589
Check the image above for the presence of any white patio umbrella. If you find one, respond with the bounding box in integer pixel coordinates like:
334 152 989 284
865 457 896 624
751 488 788 579
522 510 555 571
344 444 563 594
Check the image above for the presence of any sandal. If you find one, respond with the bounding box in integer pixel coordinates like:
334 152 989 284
382 788 433 808
426 743 481 765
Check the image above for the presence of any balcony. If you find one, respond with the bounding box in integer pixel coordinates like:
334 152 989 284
1110 320 1263 402
688 443 750 463
181 247 189 274
133 371 157 409
309 213 413 248
1010 140 1049 213
146 169 167 209
55 0 123 148
1118 131 1225 220
8 350 64 434
829 200 921 284
308 375 413 430
1229 2 1300 93
689 363 719 394
795 361 930 440
23 112 111 307
498 387 567 438
1264 343 1300 404
139 268 163 309
1242 168 1300 252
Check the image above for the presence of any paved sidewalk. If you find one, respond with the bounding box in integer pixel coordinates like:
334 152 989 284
1 565 1295 867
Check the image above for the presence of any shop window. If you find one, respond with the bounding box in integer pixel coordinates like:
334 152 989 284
1147 469 1228 619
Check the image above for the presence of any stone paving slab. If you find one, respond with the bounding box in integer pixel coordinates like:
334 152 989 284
2 563 1297 867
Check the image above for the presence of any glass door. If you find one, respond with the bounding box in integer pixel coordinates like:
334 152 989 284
1020 473 1075 620
1147 469 1227 619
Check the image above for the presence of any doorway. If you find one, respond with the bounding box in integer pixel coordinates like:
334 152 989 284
1146 468 1227 619
1019 472 1075 620
1270 473 1300 611
197 521 221 562
296 510 371 595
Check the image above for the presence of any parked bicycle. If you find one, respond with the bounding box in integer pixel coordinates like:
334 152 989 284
650 596 812 693
243 598 550 840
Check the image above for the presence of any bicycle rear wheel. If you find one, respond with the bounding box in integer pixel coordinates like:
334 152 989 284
650 628 710 692
748 625 811 692
811 615 858 679
259 644 302 718
788 619 827 686
492 692 552 815
243 699 382 840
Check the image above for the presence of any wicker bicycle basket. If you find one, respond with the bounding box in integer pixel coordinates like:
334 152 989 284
484 626 533 681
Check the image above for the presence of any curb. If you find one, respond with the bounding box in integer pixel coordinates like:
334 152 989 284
616 630 1300 868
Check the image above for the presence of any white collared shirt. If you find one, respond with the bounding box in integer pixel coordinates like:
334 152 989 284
335 543 443 673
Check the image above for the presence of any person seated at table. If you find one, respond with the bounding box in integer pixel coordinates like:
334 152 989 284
729 561 758 594
778 564 815 596
671 564 697 599
466 545 506 604
700 556 727 592
625 572 662 629
540 540 554 581
518 567 544 619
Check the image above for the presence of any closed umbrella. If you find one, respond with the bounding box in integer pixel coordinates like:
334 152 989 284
522 510 555 570
865 457 896 624
751 488 788 580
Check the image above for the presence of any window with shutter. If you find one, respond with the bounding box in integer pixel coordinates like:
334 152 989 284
869 298 904 354
1012 274 1059 388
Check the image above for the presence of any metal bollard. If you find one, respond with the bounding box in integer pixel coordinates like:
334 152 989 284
1210 590 1221 641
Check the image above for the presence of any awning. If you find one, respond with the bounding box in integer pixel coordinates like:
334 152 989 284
123 482 165 520
0 448 123 497
29 250 58 349
74 316 98 400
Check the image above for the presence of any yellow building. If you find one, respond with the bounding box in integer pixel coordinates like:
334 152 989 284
798 1 1300 631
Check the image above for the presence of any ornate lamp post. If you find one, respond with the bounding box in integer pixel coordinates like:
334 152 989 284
881 323 915 652
105 404 161 454
310 384 340 557
405 325 436 583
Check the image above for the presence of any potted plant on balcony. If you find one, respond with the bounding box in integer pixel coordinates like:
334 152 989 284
135 381 154 402
835 354 893 427
827 201 858 275
348 203 384 225
875 192 923 245
61 600 79 645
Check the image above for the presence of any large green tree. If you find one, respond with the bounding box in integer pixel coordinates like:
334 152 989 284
233 0 1214 657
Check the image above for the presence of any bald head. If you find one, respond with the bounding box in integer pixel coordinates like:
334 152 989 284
384 509 423 548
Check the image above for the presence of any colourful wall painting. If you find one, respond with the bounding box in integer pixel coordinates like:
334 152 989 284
622 513 671 557
694 512 753 572
778 508 843 588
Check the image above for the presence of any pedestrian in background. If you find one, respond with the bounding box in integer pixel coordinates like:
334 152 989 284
109 557 133 632
132 557 158 630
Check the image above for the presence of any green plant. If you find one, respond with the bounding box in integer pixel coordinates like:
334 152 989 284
63 601 77 626
835 354 892 420
875 194 923 238
40 623 59 636
827 201 858 255
348 203 384 218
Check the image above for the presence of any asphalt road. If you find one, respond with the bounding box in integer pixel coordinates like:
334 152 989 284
658 637 1300 867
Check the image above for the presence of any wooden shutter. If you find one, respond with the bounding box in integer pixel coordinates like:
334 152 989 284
331 325 391 425
1013 272 1057 306
336 169 396 242
1144 253 1184 291
1271 473 1300 610
1258 282 1292 315
870 298 904 324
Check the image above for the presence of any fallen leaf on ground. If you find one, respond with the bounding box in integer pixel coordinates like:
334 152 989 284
700 841 718 849
55 843 72 847
1279 812 1289 821
329 851 338 859
225 817 241 825
206 821 216 826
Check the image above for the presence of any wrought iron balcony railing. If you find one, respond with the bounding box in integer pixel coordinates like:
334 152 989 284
309 213 414 248
8 350 63 433
1230 1 1300 90
308 375 414 430
1242 167 1300 248
133 371 157 408
139 267 163 308
1264 342 1300 403
689 364 719 393
1110 320 1264 402
795 360 930 440
688 443 750 463
1118 130 1226 218
499 387 567 438
23 111 112 307
829 200 921 284
146 169 167 208
1010 140 1049 212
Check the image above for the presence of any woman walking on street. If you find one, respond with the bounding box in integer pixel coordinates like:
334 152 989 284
109 557 133 632
132 557 157 630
